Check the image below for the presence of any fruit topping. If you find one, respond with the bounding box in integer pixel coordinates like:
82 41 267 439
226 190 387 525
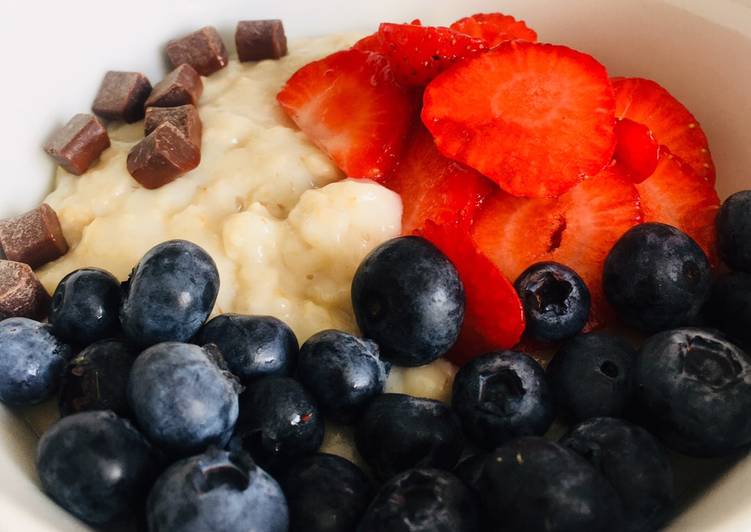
717 190 751 272
613 118 660 182
449 12 538 46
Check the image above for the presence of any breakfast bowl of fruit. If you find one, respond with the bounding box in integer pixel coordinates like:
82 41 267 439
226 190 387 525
1 0 751 530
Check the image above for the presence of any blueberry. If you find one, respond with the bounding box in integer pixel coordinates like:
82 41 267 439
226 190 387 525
357 468 480 532
451 351 554 449
198 314 298 383
276 453 372 532
717 190 751 272
296 330 389 423
49 267 121 346
232 376 324 470
603 223 711 332
514 262 590 342
59 339 137 417
634 328 751 456
479 437 623 532
560 417 674 532
351 236 465 366
120 240 219 347
453 453 487 493
128 342 240 456
36 411 158 525
705 272 751 350
147 447 288 532
356 393 463 481
547 332 636 422
0 317 72 405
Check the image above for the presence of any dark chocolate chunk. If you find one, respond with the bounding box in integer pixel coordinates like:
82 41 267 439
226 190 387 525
43 114 110 175
144 105 202 148
0 204 69 268
92 71 152 123
0 260 51 320
144 64 203 108
166 26 229 76
126 122 200 189
236 20 288 62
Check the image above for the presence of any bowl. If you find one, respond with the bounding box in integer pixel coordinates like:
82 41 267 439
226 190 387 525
1 0 750 530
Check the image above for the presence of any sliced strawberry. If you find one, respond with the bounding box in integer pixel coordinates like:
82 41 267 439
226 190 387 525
636 149 720 263
471 165 642 327
383 126 495 233
418 220 525 365
277 49 414 180
612 77 715 183
449 12 537 46
352 33 383 53
614 118 660 183
422 41 617 198
377 23 488 86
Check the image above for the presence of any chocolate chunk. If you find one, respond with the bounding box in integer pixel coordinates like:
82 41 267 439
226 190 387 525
0 204 69 268
166 26 229 76
144 64 203 108
127 122 200 189
236 20 288 62
43 114 110 175
144 105 202 148
92 71 152 123
0 261 51 321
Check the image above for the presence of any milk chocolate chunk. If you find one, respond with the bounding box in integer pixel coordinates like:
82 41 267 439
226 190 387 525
0 261 51 320
236 20 288 62
166 26 229 76
92 71 152 123
144 64 203 108
0 204 69 268
144 105 202 148
43 114 110 175
127 122 200 189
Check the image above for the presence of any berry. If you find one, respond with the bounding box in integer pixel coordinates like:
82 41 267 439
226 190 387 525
603 223 711 332
635 328 751 456
128 342 240 456
717 190 751 272
452 351 554 449
147 448 288 532
449 12 538 46
357 468 480 532
705 272 751 349
197 314 298 383
59 339 137 417
277 49 413 180
613 118 659 182
561 417 674 532
453 453 487 493
120 240 219 347
276 453 371 532
36 411 158 525
296 330 389 423
547 332 635 422
422 41 616 198
479 437 623 532
356 393 463 481
351 236 465 366
514 262 591 342
49 267 122 346
0 317 72 405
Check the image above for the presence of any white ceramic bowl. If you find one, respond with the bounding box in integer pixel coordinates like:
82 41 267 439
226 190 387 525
1 0 751 530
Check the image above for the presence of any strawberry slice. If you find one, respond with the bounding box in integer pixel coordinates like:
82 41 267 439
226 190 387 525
614 118 660 183
352 19 422 53
636 149 720 263
277 49 414 180
418 221 525 365
450 12 538 46
422 41 617 198
612 77 715 183
383 125 495 233
471 165 642 327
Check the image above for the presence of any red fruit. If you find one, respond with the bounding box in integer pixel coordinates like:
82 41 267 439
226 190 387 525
277 49 414 180
418 221 525 365
636 149 720 263
450 12 538 47
471 165 642 328
377 23 488 86
612 77 715 183
614 118 660 183
383 126 495 233
422 41 617 198
352 33 383 53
